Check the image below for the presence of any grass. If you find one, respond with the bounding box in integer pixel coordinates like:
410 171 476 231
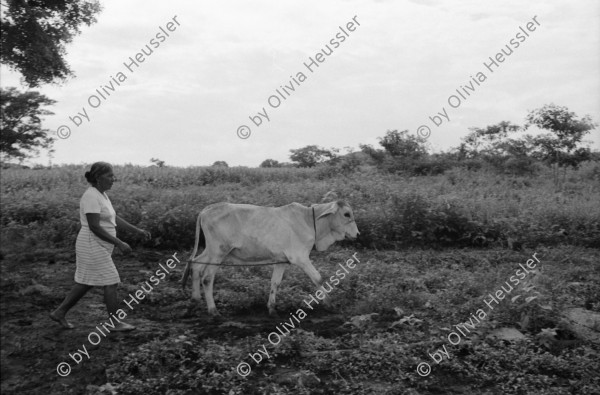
1 162 599 254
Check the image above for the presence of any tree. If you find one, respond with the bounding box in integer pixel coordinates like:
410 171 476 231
361 130 429 172
455 121 546 174
150 158 165 167
0 87 55 162
525 104 596 185
1 0 102 87
212 161 228 168
459 121 521 159
289 145 337 168
260 159 281 168
359 143 386 165
378 129 428 159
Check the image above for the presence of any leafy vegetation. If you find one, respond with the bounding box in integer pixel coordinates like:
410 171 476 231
0 0 103 87
1 161 599 254
108 247 598 394
0 88 56 162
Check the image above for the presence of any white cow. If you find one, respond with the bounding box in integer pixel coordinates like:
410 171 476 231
181 200 359 315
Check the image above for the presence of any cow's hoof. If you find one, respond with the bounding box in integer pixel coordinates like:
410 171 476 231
268 309 279 317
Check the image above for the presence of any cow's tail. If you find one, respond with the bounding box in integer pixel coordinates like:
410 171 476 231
181 212 204 288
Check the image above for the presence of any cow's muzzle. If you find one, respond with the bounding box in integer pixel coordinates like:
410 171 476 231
345 232 359 240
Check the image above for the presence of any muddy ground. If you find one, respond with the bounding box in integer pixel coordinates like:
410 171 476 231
1 248 358 394
1 247 599 394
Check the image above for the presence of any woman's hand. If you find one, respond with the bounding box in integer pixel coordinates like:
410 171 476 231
116 240 132 254
137 228 151 241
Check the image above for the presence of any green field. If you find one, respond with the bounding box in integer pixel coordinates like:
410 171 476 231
1 164 599 394
2 162 599 252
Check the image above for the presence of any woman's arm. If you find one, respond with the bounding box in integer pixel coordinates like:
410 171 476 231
86 213 131 253
116 215 151 240
116 215 139 233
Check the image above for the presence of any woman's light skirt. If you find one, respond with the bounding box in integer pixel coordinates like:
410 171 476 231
74 226 120 286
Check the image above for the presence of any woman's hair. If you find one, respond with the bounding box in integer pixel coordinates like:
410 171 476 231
84 162 113 184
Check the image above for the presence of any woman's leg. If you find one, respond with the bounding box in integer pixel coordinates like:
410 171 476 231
103 284 119 317
104 284 135 331
50 283 92 328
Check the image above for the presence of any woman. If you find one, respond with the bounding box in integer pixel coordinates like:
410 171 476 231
50 162 151 331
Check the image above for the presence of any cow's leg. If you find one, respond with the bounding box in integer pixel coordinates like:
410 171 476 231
183 262 205 318
190 262 205 302
202 264 220 316
268 264 287 316
291 258 323 286
190 244 229 316
289 257 332 308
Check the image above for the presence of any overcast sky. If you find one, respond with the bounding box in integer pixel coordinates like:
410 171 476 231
2 0 599 167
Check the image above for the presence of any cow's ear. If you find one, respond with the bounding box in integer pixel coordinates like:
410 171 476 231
317 202 339 219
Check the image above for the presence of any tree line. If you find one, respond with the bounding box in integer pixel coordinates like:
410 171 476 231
258 104 596 186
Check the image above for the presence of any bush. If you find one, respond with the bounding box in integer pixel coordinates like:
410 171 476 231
410 157 455 176
354 192 504 249
502 157 540 175
140 203 198 249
